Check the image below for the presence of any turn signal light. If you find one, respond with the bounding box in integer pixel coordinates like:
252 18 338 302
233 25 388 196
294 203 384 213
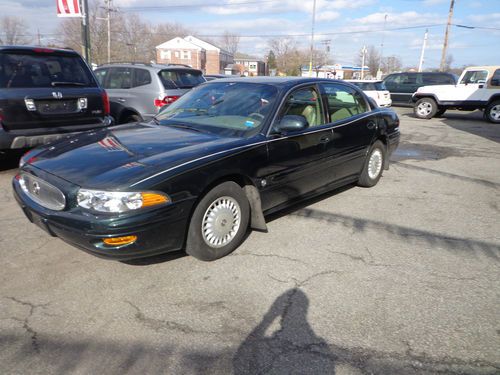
103 235 137 246
141 192 169 207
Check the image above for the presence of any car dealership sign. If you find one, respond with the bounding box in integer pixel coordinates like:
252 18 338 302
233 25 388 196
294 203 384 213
56 0 82 17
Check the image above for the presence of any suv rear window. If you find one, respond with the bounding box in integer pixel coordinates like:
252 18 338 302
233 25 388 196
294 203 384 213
422 73 455 85
352 82 387 91
158 69 205 89
0 51 96 88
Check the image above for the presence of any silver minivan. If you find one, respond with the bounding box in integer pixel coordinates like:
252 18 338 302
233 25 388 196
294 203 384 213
94 63 205 124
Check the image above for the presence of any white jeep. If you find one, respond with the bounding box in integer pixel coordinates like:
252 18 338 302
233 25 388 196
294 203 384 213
412 66 500 123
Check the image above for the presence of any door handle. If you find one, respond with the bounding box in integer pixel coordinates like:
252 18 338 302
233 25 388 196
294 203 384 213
319 136 331 143
117 98 126 103
366 121 377 130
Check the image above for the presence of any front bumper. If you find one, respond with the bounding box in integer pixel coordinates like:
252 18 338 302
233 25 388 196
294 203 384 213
13 178 194 260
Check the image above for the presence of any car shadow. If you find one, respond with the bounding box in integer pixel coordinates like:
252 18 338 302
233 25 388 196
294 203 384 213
441 116 500 143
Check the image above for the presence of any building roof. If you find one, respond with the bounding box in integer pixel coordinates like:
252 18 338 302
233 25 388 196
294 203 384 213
155 37 202 50
184 35 220 52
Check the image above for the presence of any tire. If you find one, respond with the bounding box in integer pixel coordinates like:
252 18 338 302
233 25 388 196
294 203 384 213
414 98 438 119
123 114 142 124
186 181 250 261
435 108 447 117
358 140 385 188
485 100 500 123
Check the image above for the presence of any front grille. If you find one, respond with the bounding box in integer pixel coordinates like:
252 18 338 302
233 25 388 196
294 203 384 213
36 100 78 115
19 173 66 211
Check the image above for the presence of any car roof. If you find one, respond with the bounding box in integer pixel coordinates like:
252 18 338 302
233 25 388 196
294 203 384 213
202 76 353 89
345 79 383 83
0 45 79 55
95 63 202 72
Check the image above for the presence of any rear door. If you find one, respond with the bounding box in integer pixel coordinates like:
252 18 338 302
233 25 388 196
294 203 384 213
0 48 105 132
319 82 377 182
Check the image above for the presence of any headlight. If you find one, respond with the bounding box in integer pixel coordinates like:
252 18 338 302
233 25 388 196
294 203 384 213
77 189 169 213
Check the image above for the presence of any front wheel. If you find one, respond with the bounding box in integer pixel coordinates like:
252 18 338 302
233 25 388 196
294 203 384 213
186 181 250 261
358 141 385 187
485 100 500 123
414 98 438 119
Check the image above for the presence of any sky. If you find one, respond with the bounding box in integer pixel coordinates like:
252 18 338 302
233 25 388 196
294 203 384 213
1 0 499 69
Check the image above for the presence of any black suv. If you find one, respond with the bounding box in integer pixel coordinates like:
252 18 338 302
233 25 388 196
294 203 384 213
0 46 112 154
383 72 457 105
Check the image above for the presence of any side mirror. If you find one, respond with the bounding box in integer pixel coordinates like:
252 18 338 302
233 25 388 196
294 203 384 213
274 115 308 134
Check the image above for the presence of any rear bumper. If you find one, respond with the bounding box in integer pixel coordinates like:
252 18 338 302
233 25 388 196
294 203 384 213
0 117 113 150
13 178 194 261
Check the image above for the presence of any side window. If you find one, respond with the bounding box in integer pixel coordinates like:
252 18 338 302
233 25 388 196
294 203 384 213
107 67 132 89
460 70 488 84
321 83 368 123
278 87 324 127
133 68 151 87
401 74 417 85
94 68 108 87
490 69 500 86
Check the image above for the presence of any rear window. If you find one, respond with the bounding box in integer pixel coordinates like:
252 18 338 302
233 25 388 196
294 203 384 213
423 73 455 85
351 82 386 91
158 69 205 89
0 51 96 88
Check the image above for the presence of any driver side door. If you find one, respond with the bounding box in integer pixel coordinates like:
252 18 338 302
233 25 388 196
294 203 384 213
259 85 334 211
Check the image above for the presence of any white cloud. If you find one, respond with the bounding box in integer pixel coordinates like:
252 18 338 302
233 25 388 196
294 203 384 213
316 11 341 22
468 13 500 23
422 0 448 6
355 11 445 26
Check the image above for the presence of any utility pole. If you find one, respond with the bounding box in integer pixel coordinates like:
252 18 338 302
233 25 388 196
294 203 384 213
37 29 41 46
308 0 317 77
81 0 91 63
320 39 331 66
440 0 455 71
418 29 428 72
378 14 388 78
361 45 367 79
98 0 116 64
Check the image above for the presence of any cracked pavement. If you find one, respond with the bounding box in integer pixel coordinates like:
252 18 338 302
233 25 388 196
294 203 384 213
0 108 499 374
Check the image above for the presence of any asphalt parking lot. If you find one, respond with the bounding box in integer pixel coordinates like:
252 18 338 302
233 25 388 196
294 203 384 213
0 107 499 375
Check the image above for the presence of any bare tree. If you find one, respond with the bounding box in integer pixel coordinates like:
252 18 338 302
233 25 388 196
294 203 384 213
268 37 301 75
219 31 240 55
381 55 403 74
356 45 381 77
0 16 31 45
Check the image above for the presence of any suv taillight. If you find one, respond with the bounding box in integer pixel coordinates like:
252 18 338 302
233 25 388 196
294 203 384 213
154 96 180 107
102 91 110 115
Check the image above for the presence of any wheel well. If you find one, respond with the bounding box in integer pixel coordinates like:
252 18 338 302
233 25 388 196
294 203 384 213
184 174 267 247
118 109 141 124
487 96 500 106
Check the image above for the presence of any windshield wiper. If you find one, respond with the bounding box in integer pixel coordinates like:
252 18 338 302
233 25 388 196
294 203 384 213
167 123 203 133
51 81 86 86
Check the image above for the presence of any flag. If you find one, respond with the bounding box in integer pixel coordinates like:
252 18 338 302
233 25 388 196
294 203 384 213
56 0 83 17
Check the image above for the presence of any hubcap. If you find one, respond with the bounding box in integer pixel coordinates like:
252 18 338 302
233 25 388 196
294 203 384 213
417 102 433 116
490 104 500 120
368 149 383 179
202 196 241 248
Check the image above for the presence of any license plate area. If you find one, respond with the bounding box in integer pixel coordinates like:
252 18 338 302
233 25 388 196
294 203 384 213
37 100 78 114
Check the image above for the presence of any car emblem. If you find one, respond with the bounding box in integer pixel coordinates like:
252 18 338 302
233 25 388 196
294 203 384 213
32 181 41 196
52 92 63 99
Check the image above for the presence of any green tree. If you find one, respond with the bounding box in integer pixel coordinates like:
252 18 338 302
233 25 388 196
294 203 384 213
267 50 277 70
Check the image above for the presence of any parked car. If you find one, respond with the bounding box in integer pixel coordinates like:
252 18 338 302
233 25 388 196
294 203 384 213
94 63 205 124
0 46 112 155
412 66 500 123
383 72 457 105
13 77 400 261
346 80 392 107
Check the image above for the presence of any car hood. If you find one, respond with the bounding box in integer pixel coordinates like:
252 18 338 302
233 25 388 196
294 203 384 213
27 123 249 190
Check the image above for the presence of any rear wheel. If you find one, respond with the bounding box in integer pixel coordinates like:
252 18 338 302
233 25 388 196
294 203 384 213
123 114 142 124
358 141 385 187
186 181 249 261
485 100 500 123
414 98 438 119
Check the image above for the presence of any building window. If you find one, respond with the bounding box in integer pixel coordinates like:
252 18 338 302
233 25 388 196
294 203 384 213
174 51 180 58
182 51 191 60
250 64 257 70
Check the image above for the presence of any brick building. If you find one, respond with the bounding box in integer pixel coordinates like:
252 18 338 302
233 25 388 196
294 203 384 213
156 36 233 75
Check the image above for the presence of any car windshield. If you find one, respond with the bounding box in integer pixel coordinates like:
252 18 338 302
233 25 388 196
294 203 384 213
158 69 205 89
155 82 278 137
0 51 95 88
